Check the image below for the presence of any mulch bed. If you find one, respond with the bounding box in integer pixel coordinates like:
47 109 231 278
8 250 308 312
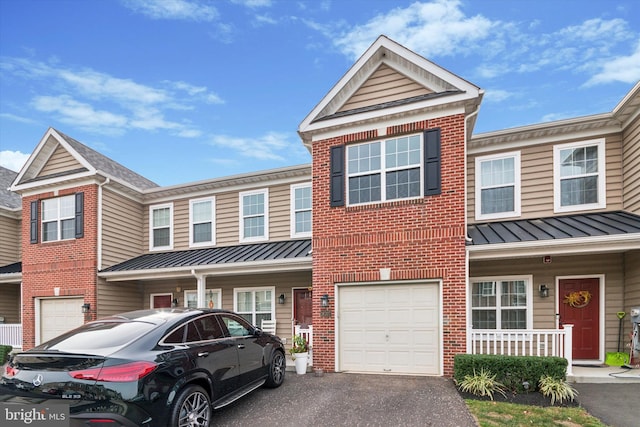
458 389 580 407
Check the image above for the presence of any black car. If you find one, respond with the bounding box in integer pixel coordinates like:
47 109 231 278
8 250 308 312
0 308 286 427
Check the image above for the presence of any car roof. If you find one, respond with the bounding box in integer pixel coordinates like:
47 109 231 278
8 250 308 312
97 308 238 325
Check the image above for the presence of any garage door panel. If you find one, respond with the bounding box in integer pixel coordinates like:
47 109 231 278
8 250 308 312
339 283 440 375
40 298 85 344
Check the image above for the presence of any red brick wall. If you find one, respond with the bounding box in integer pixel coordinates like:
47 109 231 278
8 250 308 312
21 184 99 349
311 114 467 376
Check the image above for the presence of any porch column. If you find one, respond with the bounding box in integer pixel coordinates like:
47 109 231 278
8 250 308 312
192 270 207 308
563 324 573 376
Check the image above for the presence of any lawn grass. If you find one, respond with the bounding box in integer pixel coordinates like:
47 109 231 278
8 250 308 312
465 399 608 427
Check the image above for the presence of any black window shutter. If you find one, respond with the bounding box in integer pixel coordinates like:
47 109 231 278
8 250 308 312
330 145 345 207
30 200 39 244
424 128 442 196
75 192 84 238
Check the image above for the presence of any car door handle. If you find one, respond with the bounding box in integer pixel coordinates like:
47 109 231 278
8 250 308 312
197 352 209 357
237 344 245 349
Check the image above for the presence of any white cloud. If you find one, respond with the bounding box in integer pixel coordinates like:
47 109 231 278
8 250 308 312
0 112 38 125
585 41 640 86
0 150 30 172
33 95 129 130
483 89 515 103
122 0 218 21
209 132 293 161
231 0 272 8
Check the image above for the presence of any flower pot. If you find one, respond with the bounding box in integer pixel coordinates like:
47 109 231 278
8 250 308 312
293 352 309 374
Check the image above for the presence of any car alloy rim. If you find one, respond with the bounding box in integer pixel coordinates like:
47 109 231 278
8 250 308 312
179 390 211 427
272 352 285 384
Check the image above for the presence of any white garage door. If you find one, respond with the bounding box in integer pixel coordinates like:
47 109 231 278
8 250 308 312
338 283 440 375
40 298 85 344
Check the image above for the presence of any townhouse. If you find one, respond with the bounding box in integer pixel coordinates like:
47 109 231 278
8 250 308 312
1 36 639 377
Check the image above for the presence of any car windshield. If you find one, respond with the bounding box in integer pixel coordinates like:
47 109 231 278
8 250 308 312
37 321 157 355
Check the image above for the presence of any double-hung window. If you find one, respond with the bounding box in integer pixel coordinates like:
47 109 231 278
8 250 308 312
470 277 532 331
150 203 173 250
239 189 268 242
234 287 274 326
42 195 76 242
475 152 521 220
553 139 606 212
189 197 215 247
347 134 422 205
291 183 312 237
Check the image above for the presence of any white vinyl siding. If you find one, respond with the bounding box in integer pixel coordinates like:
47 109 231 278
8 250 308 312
189 197 215 247
239 189 268 242
290 183 312 238
553 139 606 213
475 152 521 220
150 203 173 250
42 195 75 242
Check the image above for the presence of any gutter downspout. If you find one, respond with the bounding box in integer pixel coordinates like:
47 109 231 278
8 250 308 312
464 104 480 355
97 176 110 271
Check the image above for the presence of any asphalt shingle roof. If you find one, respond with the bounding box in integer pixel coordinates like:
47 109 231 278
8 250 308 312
0 166 21 210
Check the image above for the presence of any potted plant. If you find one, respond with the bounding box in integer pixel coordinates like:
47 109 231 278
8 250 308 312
290 334 309 375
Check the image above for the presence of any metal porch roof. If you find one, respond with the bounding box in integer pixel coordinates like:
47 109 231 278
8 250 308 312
467 211 640 246
101 239 312 273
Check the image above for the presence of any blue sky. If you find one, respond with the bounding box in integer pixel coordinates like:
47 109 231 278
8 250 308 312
1 0 639 186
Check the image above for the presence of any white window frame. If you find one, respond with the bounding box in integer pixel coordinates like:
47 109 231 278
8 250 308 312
290 182 312 238
41 194 76 242
469 276 533 331
233 286 275 326
149 203 174 251
346 134 424 206
184 288 221 309
239 189 269 242
475 151 521 220
553 138 606 213
189 197 216 248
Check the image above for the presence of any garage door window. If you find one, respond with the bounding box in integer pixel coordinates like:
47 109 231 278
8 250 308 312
471 277 531 330
234 288 274 326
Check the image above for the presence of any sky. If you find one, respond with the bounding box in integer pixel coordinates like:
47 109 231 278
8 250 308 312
1 0 639 186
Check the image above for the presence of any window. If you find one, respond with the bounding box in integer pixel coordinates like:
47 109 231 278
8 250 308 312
184 289 221 309
239 189 268 242
42 195 76 242
219 314 254 337
189 197 215 247
234 287 274 326
554 139 606 212
150 203 173 250
347 134 422 205
163 314 225 344
291 183 312 237
470 277 532 330
475 152 521 220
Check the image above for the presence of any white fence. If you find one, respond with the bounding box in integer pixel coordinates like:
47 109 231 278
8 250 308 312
0 324 23 349
469 325 573 376
294 324 313 366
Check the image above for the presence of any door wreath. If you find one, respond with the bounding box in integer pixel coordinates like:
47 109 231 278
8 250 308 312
563 290 592 308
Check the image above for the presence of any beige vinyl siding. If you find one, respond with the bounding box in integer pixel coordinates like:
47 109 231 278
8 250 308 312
622 118 640 213
140 271 311 340
624 251 640 341
101 189 144 268
470 253 624 354
38 144 83 178
338 64 432 112
216 192 239 246
0 215 20 265
468 135 624 222
173 198 189 250
0 283 20 323
268 184 292 240
96 278 144 319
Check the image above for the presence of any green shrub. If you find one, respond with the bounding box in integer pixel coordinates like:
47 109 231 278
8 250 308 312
456 367 506 400
0 345 13 364
538 375 578 405
454 354 567 393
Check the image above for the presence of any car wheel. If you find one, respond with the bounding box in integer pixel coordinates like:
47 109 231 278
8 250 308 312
264 350 285 388
170 384 212 427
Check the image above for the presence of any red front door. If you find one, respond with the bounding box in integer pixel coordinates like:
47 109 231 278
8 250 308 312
152 294 172 308
559 278 600 360
293 289 312 326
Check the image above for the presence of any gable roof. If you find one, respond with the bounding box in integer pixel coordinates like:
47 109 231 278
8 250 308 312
11 128 158 193
298 35 483 144
0 166 21 210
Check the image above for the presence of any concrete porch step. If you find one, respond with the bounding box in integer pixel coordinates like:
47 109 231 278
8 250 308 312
570 365 640 383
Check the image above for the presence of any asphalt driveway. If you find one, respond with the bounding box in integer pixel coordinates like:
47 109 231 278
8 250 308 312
212 372 477 426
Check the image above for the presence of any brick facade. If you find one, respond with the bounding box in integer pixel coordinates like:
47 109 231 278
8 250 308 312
21 184 98 349
311 114 467 376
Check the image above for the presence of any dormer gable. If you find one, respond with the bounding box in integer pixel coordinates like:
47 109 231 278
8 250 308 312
298 35 483 145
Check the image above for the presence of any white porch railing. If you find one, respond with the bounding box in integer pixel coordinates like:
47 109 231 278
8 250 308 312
294 324 313 366
0 324 23 349
469 325 573 376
